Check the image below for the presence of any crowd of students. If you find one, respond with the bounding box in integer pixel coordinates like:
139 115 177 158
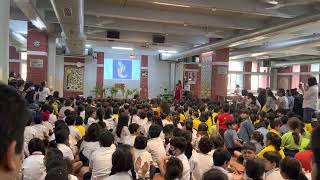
0 76 320 180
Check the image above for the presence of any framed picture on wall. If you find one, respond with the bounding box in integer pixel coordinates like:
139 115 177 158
64 67 84 91
184 71 197 84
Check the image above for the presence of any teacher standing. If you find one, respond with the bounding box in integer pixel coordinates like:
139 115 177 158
174 80 183 101
301 77 319 123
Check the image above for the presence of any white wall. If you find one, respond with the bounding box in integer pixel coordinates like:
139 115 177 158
84 56 97 97
148 55 171 98
55 55 64 96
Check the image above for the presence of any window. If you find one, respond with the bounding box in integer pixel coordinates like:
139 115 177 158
228 61 244 92
311 64 319 83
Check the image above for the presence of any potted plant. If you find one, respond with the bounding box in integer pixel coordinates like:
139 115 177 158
110 87 119 98
91 86 104 98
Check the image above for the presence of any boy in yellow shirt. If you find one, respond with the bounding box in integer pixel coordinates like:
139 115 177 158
193 112 201 130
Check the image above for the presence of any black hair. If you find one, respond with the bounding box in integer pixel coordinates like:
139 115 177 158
84 123 100 142
164 157 183 180
39 81 46 92
128 123 140 134
198 123 208 132
64 98 73 107
202 168 228 180
242 142 256 152
278 88 286 96
270 119 281 129
45 167 68 180
105 107 112 119
33 112 43 124
181 130 193 159
99 130 114 147
280 157 308 180
288 117 301 145
185 120 193 131
266 132 281 151
251 131 264 147
226 120 236 127
55 129 70 144
263 151 281 168
163 124 174 134
116 112 129 138
75 116 84 126
245 159 265 180
199 136 213 154
222 104 230 113
148 124 162 138
172 127 183 137
110 144 136 180
170 137 187 152
96 107 105 122
210 135 224 149
0 83 29 162
139 111 147 119
45 148 63 160
65 115 77 126
308 76 318 87
134 135 148 150
28 138 45 155
281 115 289 124
213 148 231 166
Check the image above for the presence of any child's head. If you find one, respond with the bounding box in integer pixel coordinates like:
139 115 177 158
276 109 286 117
202 168 228 180
148 124 162 138
99 130 114 147
245 159 265 180
263 151 281 172
198 123 208 134
169 137 187 155
28 138 45 155
75 116 83 126
213 148 231 169
280 157 308 180
128 123 140 135
240 109 250 120
198 136 213 154
65 115 76 126
55 129 70 144
251 131 264 146
266 132 281 151
241 142 256 161
164 157 183 180
134 135 148 150
163 124 174 141
226 120 237 130
270 119 281 131
222 104 230 113
210 135 224 149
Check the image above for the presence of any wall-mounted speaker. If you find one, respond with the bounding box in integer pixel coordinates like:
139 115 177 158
153 35 165 43
107 31 120 39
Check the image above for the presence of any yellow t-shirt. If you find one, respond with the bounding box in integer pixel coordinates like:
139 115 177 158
179 113 186 123
257 145 285 159
112 114 119 120
75 125 85 137
193 118 201 130
269 129 280 136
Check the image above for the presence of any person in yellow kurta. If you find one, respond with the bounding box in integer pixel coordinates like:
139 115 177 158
193 112 201 130
258 132 285 159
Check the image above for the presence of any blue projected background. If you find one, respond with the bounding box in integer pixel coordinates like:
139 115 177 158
104 59 140 80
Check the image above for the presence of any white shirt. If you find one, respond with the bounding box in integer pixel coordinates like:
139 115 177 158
184 84 191 92
22 152 46 180
146 137 166 167
113 126 130 144
303 85 319 110
57 143 74 160
33 124 49 140
69 126 82 142
80 111 86 120
162 119 173 127
134 149 153 178
24 126 36 145
58 106 74 119
80 141 100 160
123 134 136 146
265 168 284 180
48 113 57 127
135 118 148 129
278 96 289 110
38 87 50 102
142 121 152 136
42 121 53 133
176 154 190 180
104 172 132 180
190 152 213 180
103 118 117 130
90 146 115 179
131 115 141 124
86 117 96 129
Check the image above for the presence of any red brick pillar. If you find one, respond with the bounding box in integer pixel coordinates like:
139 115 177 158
140 55 148 99
96 52 104 88
9 46 21 76
27 22 48 84
292 65 300 89
243 61 252 90
211 48 229 101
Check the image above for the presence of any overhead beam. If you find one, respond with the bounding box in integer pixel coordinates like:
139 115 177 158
82 1 262 30
44 12 234 38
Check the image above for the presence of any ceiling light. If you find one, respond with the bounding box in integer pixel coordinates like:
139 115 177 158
251 52 267 57
159 50 177 54
152 2 190 8
85 44 92 48
112 47 133 51
266 0 279 5
211 8 217 12
30 17 46 30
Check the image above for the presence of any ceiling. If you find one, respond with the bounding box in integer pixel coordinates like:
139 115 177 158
9 0 320 65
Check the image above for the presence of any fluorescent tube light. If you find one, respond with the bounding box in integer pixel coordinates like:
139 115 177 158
112 47 133 51
152 2 190 8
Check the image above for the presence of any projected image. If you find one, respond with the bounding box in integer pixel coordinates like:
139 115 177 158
104 59 140 80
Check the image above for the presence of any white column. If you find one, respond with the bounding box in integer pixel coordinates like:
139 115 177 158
84 56 97 97
48 36 56 90
55 55 64 96
0 0 10 83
